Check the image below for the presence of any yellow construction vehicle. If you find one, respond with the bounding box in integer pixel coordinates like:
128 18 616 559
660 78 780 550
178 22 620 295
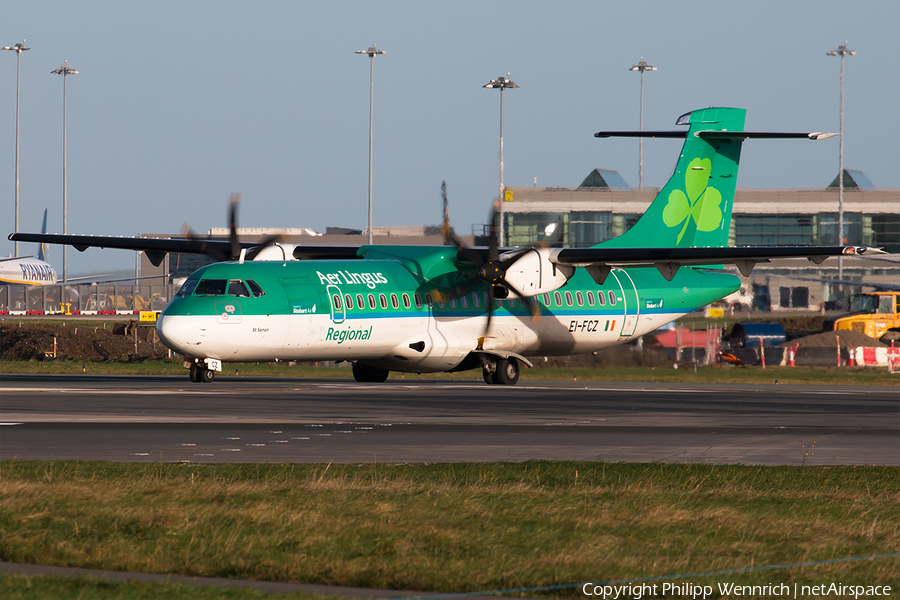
825 291 900 340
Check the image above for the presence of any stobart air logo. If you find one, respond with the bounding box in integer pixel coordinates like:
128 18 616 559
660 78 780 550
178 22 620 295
663 158 724 243
325 325 373 344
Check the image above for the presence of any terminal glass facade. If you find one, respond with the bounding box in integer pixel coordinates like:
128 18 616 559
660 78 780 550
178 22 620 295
503 210 898 251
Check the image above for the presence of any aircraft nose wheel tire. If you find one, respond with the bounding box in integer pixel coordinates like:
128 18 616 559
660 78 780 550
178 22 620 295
190 363 215 383
352 362 390 383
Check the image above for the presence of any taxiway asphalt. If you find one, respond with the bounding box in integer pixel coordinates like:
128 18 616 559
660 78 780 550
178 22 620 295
1 374 896 466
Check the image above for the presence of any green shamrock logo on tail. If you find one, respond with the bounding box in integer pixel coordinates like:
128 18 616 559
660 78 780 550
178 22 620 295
662 158 723 244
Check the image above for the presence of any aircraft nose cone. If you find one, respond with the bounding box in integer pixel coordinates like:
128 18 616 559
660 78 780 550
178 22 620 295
156 314 197 356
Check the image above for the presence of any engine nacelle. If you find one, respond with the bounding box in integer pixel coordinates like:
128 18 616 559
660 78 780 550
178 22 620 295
501 247 574 296
249 243 297 261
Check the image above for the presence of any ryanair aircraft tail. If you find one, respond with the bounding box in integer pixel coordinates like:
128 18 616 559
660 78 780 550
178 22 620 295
37 209 49 262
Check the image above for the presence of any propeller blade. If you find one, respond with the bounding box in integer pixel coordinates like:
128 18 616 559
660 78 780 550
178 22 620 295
501 277 542 324
229 193 241 260
484 285 496 333
180 222 227 262
441 181 451 245
487 201 500 262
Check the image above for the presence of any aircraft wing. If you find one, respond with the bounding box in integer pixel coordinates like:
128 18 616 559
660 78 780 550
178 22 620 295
546 245 884 281
8 233 243 266
8 232 366 266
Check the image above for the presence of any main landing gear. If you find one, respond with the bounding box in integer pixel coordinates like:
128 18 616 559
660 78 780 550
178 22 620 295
482 356 519 386
189 362 215 383
352 362 390 383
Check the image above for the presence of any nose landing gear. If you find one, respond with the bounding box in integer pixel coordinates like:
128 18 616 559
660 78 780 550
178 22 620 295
189 361 216 383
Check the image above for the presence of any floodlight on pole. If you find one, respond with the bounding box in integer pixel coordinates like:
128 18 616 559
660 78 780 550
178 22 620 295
826 41 854 288
483 73 520 247
3 40 30 257
52 60 78 283
629 57 656 189
356 44 386 245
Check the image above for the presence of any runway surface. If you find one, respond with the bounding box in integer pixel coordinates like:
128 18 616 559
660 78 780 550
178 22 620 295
1 374 897 466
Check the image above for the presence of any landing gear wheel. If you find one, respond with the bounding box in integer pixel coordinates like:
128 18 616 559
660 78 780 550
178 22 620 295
494 357 519 385
352 362 390 383
189 363 201 383
482 365 498 385
200 367 215 383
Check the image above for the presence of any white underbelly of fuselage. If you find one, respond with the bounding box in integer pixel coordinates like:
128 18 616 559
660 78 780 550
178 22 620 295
158 309 688 370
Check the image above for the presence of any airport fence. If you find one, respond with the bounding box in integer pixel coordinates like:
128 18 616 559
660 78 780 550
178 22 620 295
0 283 176 316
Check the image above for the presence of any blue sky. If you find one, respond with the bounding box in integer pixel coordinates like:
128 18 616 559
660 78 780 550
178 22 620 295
2 0 898 273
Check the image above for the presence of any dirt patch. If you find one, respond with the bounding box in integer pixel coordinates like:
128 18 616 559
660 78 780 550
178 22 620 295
1 321 171 362
780 329 886 349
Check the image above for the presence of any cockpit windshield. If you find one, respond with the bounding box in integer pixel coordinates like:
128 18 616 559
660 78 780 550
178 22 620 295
228 279 250 297
193 279 228 296
179 277 265 298
176 277 199 297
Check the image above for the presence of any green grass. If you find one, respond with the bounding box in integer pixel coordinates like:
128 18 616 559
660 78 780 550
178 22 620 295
2 461 897 597
0 572 334 600
1 359 897 385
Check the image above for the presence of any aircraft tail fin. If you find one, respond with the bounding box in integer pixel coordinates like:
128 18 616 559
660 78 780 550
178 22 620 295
37 209 49 262
594 107 836 249
596 107 746 249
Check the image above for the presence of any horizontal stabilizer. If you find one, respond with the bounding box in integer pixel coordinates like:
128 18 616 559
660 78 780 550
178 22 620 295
594 130 837 140
594 130 687 138
698 131 838 141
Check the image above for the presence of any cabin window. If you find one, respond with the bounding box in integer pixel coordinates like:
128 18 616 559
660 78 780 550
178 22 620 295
176 278 199 297
193 279 227 296
368 294 376 309
402 293 411 309
608 291 617 305
586 291 595 306
460 295 468 308
425 293 433 308
344 294 353 310
332 294 342 310
554 291 562 306
414 293 423 308
390 294 399 309
379 294 388 309
597 291 606 306
472 293 480 308
542 293 550 306
356 294 365 309
507 299 516 308
576 291 584 306
247 279 265 297
565 291 573 306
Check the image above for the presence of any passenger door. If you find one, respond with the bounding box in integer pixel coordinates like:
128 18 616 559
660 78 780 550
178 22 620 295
611 269 639 338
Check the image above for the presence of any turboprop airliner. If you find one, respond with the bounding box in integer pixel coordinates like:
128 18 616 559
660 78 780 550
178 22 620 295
10 107 883 384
